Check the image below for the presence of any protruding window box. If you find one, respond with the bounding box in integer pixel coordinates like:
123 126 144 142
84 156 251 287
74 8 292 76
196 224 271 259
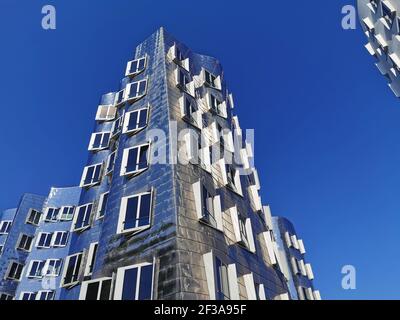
59 206 75 221
113 89 125 108
122 105 150 135
27 260 45 279
80 163 103 188
71 203 93 233
61 252 84 288
192 181 223 231
105 150 117 176
262 231 277 265
125 56 147 78
203 251 240 300
248 185 262 212
79 277 113 300
381 1 396 29
117 190 153 235
16 234 34 252
201 69 222 90
175 68 195 97
180 96 202 129
206 92 227 118
88 132 111 152
362 17 375 33
120 143 151 177
111 114 124 140
43 259 62 277
374 33 388 52
96 105 117 122
26 209 42 226
229 206 256 253
169 43 190 71
305 263 314 280
5 261 24 281
51 231 69 247
114 262 155 300
125 79 148 104
36 232 52 249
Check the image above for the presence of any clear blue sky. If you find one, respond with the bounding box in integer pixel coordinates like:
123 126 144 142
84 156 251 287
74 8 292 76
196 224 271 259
1 0 399 299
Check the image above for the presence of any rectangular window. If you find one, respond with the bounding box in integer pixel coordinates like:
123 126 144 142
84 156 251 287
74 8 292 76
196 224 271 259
105 150 117 176
88 132 111 151
215 257 230 300
120 143 150 176
111 114 124 139
51 231 69 247
80 277 113 300
36 291 54 301
6 262 24 281
59 206 75 221
238 215 250 249
114 263 154 300
44 207 60 222
97 192 109 219
182 96 199 126
225 164 242 195
204 70 221 90
0 293 14 300
72 203 93 232
126 79 147 102
114 89 125 107
117 191 153 234
382 1 395 27
193 181 223 230
26 209 42 226
80 163 102 188
44 259 62 276
96 105 117 121
20 292 37 301
27 260 45 278
201 186 217 228
125 56 146 77
16 234 34 252
122 106 149 135
36 232 52 249
84 242 98 277
61 252 83 287
0 221 12 234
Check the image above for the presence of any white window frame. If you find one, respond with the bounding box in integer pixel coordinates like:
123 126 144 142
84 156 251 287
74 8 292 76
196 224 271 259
230 207 256 253
262 231 277 265
192 181 223 231
26 260 45 279
117 190 153 235
36 232 53 249
71 203 93 232
125 56 147 77
16 234 34 252
0 220 12 234
0 293 14 300
114 262 155 300
79 277 114 300
20 292 37 301
113 89 125 107
44 207 60 222
120 142 151 177
111 113 124 139
122 105 150 135
125 78 148 103
84 242 99 277
88 132 111 151
202 69 222 90
170 43 190 71
25 209 42 226
105 150 117 176
96 192 109 220
5 261 24 281
59 206 75 221
96 105 117 121
202 252 240 300
243 273 257 300
175 67 195 97
80 163 103 188
43 259 63 277
60 252 84 288
36 290 54 300
51 231 69 247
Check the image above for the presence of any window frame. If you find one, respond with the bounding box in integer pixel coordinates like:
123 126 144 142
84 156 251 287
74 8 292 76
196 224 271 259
26 260 45 279
5 261 24 281
84 242 99 277
20 292 37 301
60 252 84 288
96 192 109 220
120 142 151 177
95 105 117 122
125 78 148 103
36 232 53 249
125 56 147 77
0 220 12 234
43 259 63 277
16 233 34 252
36 290 55 301
25 209 42 226
117 190 153 235
114 262 155 300
105 149 117 176
71 203 93 233
88 131 111 152
44 207 60 222
80 163 103 188
79 277 114 300
59 206 75 221
122 105 150 135
51 231 69 247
